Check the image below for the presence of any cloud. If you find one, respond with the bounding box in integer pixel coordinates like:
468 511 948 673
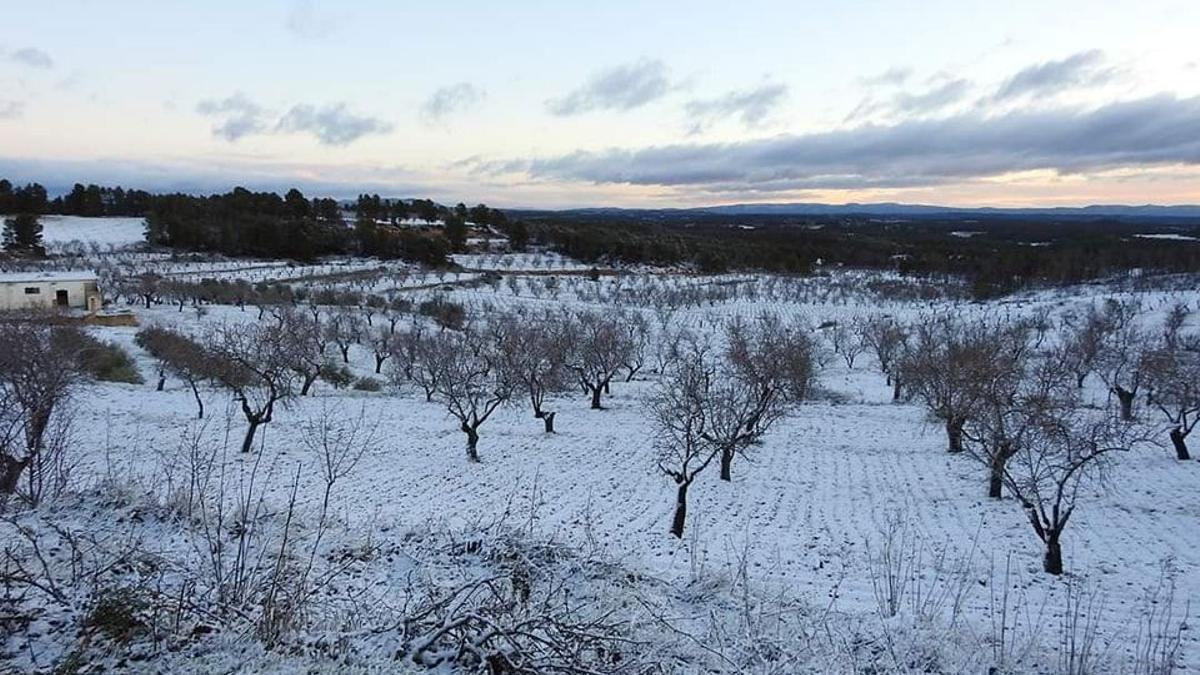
197 94 391 145
847 78 970 121
0 100 24 119
286 0 338 38
196 93 268 141
547 59 672 116
421 83 484 123
684 83 787 133
474 95 1200 192
859 67 911 87
9 47 53 69
276 103 392 145
994 50 1115 100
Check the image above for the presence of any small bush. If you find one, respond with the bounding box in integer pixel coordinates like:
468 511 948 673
78 336 143 384
84 587 148 643
319 361 354 389
353 376 382 392
418 298 466 331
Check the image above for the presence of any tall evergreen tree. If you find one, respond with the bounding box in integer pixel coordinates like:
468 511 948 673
2 213 45 255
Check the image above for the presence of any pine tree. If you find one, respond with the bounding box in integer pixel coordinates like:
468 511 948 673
2 213 45 255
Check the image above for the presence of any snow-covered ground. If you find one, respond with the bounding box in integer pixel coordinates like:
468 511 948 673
1 250 1197 672
38 215 146 252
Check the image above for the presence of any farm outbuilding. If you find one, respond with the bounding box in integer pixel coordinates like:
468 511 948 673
0 271 102 312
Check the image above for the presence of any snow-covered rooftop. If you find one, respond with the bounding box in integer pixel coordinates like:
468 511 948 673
0 270 99 283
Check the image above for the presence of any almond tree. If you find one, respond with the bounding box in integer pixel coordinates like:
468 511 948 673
0 320 83 502
1001 398 1136 575
716 314 818 480
135 326 214 418
207 322 299 453
565 311 633 410
899 317 1027 453
429 329 515 462
496 315 572 433
272 307 328 396
1141 338 1200 460
859 315 908 400
1090 299 1145 420
652 346 721 538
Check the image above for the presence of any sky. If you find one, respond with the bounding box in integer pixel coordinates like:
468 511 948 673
1 0 1198 208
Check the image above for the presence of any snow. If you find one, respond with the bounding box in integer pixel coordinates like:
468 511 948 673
0 269 97 282
1135 233 1200 242
38 215 147 251
1 257 1197 671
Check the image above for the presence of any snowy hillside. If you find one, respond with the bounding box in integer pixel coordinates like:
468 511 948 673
0 252 1195 673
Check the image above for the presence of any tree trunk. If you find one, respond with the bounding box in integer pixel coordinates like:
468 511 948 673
946 418 964 453
1076 372 1086 388
1170 427 1191 461
340 345 350 363
465 426 481 463
1114 386 1135 421
301 371 318 396
988 458 1005 499
374 355 386 374
542 411 556 434
189 380 204 419
892 378 902 401
156 370 166 391
719 448 734 481
670 480 690 538
0 455 30 496
1043 532 1063 575
241 419 262 454
590 386 603 410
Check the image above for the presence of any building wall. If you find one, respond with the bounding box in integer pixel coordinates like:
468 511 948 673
0 280 101 311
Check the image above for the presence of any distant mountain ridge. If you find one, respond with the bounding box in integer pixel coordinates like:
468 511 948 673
539 202 1200 219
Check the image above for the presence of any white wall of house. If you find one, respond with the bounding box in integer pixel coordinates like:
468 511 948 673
0 277 102 311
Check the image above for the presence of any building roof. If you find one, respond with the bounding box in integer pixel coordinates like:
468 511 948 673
0 271 99 284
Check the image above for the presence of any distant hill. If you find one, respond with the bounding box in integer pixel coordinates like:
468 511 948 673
530 202 1200 220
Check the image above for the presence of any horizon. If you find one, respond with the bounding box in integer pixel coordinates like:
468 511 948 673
2 1 1199 209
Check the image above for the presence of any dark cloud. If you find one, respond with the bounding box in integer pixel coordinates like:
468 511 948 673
196 93 268 141
277 103 392 145
476 95 1200 191
9 47 53 69
994 50 1115 100
197 94 391 145
684 83 787 133
0 100 23 119
859 67 911 87
421 83 484 123
547 59 672 116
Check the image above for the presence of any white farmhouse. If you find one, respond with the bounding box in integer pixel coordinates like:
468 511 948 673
0 271 103 312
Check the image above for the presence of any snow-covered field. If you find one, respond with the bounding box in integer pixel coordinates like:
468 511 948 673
0 223 1196 672
38 215 146 252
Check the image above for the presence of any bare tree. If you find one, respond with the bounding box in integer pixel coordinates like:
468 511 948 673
652 346 721 538
0 320 83 504
620 312 650 381
496 316 572 433
565 312 633 410
367 323 395 374
963 353 1070 499
1091 300 1146 420
717 314 818 480
428 329 515 462
325 307 363 364
388 326 447 402
272 307 328 396
1001 400 1136 575
1141 338 1200 460
899 317 1027 453
135 326 213 418
860 315 908 400
828 320 867 369
206 322 299 453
